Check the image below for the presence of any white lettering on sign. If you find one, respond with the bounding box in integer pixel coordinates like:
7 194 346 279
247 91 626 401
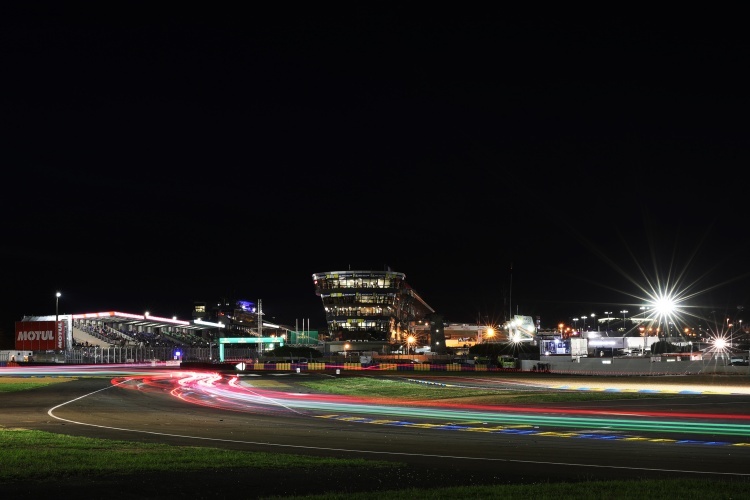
16 330 54 341
57 322 65 349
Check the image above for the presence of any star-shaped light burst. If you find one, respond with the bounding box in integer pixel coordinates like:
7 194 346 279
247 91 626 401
629 251 743 357
701 321 737 361
641 293 684 336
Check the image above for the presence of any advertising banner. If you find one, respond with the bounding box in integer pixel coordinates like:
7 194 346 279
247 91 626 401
56 319 66 350
15 321 63 351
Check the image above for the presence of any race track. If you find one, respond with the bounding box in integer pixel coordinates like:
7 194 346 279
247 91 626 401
3 366 750 491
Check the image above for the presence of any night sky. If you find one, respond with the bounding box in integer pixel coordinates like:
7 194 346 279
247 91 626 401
3 5 749 346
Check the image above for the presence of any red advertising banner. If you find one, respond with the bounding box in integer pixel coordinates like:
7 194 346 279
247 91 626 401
15 321 64 351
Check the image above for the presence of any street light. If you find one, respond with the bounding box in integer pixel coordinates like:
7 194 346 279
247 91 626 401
55 292 61 349
620 310 628 332
639 326 646 354
591 313 597 332
604 312 611 332
486 327 495 342
740 319 743 344
729 320 738 350
581 315 587 331
736 307 744 349
573 317 579 332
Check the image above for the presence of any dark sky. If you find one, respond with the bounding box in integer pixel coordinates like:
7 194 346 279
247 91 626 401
2 5 749 346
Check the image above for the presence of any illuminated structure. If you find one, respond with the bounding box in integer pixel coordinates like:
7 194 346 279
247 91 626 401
312 269 435 345
504 315 537 342
192 299 289 338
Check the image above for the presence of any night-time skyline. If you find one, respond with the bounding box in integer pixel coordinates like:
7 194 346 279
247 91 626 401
3 6 749 346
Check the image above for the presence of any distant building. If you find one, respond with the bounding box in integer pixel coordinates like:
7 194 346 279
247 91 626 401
412 322 495 354
312 269 435 350
192 299 289 339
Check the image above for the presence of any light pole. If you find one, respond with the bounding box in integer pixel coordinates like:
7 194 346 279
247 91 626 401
727 318 734 351
739 319 743 346
736 307 744 350
639 326 645 355
604 311 612 333
591 313 597 332
620 310 628 332
573 317 579 333
581 316 587 331
55 292 61 350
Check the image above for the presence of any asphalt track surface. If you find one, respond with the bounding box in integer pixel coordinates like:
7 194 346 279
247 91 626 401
2 367 750 498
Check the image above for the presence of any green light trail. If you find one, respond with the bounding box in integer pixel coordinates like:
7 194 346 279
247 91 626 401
295 401 750 437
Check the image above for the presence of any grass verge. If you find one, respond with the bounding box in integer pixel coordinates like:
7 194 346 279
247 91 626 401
0 427 398 483
294 375 681 404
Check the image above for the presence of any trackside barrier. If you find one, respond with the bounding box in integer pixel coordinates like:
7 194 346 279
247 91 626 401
222 360 450 372
16 347 745 375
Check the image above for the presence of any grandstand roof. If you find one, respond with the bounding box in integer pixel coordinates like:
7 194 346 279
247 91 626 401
23 311 214 333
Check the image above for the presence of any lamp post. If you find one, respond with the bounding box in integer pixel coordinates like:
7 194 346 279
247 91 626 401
581 316 587 331
736 307 744 350
620 310 628 332
739 319 743 346
639 326 645 355
591 313 597 332
55 292 61 351
573 317 579 333
604 312 611 333
730 320 735 349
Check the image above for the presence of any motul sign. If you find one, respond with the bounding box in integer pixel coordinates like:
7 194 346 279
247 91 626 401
15 321 65 351
56 320 65 350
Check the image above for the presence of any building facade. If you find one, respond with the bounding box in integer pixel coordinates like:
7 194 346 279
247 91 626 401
312 269 435 348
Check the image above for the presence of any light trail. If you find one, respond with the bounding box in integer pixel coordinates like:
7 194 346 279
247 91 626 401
6 366 750 440
110 371 750 438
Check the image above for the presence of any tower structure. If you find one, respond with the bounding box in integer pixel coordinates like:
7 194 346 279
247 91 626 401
312 269 434 345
